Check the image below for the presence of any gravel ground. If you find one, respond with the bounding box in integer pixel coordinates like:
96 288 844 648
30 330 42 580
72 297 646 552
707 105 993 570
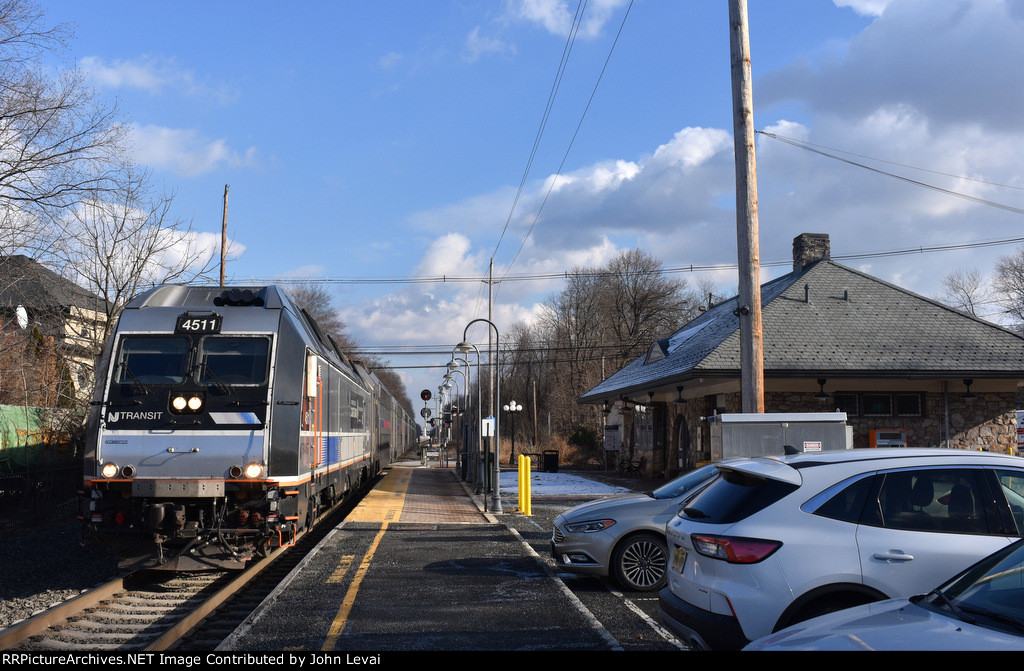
0 516 121 630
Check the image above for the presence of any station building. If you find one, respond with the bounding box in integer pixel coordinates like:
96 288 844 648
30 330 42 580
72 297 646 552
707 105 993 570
579 234 1024 478
0 255 108 401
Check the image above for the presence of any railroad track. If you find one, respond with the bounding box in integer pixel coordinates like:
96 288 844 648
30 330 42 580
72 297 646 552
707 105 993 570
0 475 378 652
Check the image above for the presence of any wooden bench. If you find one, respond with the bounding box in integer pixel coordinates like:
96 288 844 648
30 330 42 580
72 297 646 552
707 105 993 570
623 456 645 477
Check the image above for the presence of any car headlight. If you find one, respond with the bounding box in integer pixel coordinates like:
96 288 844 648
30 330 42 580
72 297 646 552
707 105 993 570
564 519 616 533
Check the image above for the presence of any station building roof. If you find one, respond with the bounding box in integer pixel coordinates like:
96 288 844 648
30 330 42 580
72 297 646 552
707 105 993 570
580 236 1024 404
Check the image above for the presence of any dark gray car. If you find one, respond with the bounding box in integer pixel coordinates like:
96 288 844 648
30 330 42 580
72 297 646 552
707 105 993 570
551 463 721 591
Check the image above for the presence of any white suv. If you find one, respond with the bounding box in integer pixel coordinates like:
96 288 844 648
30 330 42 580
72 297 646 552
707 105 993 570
659 448 1024 650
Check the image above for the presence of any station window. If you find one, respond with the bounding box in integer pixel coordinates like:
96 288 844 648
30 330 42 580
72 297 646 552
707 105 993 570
833 393 859 416
829 392 924 418
895 392 924 417
862 393 893 417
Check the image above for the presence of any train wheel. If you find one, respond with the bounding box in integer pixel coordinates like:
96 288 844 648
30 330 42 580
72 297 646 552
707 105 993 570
305 497 316 530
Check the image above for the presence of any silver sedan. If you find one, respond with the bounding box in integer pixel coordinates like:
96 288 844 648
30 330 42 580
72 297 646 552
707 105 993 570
550 463 720 591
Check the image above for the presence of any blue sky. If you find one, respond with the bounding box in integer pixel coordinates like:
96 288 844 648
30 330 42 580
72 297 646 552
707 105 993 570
41 0 1024 403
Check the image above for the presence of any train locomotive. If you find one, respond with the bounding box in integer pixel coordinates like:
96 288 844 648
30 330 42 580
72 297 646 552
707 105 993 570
81 284 415 570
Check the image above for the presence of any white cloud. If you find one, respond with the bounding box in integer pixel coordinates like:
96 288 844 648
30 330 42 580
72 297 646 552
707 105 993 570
379 52 403 70
412 232 487 279
130 123 259 177
359 0 1024 395
760 0 1024 133
80 55 238 104
463 26 516 62
509 0 629 38
832 0 891 17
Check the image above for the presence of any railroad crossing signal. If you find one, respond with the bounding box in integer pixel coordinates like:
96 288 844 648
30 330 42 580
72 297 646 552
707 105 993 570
420 389 432 401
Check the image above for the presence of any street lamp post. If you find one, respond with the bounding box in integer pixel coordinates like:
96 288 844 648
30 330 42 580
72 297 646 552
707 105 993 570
455 341 482 489
449 353 472 481
503 400 522 464
437 385 446 451
462 319 501 513
442 378 457 456
445 365 468 475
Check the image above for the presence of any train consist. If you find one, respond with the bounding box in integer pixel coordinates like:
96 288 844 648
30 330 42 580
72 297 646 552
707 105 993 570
80 285 416 569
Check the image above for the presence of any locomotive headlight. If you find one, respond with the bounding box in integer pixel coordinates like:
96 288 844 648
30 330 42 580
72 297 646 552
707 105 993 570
101 462 119 478
244 462 264 479
170 393 205 414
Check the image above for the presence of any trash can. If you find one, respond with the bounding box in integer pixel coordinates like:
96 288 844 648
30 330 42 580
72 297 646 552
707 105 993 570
542 450 559 473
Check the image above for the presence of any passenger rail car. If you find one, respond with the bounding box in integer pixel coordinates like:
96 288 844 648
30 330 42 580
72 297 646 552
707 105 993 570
81 285 416 569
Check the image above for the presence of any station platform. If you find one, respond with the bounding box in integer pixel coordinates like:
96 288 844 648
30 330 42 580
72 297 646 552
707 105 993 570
218 463 613 652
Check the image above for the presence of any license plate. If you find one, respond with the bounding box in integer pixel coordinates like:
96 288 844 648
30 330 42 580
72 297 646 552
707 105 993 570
672 547 687 573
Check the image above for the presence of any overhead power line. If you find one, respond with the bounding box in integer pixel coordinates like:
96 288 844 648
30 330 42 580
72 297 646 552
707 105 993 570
492 0 587 260
758 131 1024 217
758 132 1024 193
232 233 1024 288
499 0 635 279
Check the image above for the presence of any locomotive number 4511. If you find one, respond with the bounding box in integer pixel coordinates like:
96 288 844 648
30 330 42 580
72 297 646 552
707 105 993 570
175 313 223 334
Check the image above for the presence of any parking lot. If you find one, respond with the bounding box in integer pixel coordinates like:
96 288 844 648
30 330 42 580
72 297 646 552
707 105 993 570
498 468 688 652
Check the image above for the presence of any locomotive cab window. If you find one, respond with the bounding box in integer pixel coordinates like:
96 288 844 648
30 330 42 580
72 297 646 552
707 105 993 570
115 336 190 384
197 336 271 386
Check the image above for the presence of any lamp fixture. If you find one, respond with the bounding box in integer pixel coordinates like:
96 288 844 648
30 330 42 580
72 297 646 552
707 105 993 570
962 379 977 400
815 379 829 401
676 386 686 404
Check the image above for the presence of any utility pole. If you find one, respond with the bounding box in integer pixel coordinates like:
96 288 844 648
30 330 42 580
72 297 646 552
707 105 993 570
220 185 229 287
729 0 764 413
488 258 494 419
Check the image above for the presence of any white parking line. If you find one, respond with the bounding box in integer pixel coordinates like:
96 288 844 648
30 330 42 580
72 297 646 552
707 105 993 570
610 589 687 650
509 515 689 651
505 524 624 651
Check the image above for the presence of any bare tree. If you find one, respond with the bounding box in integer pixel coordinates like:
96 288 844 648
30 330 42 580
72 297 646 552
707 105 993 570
59 164 217 349
502 319 550 447
941 268 991 317
599 248 697 369
506 250 711 446
994 246 1024 331
284 281 414 415
0 0 127 258
693 274 727 311
541 267 606 434
284 280 354 350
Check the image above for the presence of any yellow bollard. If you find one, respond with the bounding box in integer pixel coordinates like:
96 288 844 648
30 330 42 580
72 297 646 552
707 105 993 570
517 454 523 511
517 453 532 516
524 456 531 516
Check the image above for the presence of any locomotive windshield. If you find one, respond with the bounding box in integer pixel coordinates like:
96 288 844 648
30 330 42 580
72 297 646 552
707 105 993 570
111 335 270 388
197 336 270 385
114 336 190 384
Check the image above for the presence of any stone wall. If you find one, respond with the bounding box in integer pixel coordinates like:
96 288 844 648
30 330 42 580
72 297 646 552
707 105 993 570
661 390 1019 476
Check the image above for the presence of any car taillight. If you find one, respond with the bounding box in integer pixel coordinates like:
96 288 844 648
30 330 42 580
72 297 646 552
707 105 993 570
690 534 781 564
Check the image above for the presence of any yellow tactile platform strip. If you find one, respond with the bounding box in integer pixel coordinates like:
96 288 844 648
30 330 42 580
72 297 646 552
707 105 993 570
346 466 488 524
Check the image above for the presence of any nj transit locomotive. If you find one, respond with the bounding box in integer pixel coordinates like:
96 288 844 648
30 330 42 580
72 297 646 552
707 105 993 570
81 285 415 570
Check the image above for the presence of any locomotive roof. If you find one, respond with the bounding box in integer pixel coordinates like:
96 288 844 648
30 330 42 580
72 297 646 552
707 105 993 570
122 284 363 377
124 285 287 310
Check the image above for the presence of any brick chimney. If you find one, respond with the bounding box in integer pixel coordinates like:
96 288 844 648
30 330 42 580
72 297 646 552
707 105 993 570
793 233 830 272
